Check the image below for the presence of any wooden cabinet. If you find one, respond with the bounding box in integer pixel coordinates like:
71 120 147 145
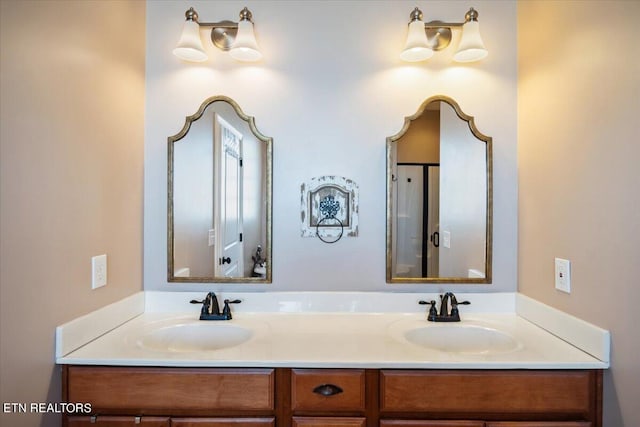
380 422 590 427
379 370 600 427
171 418 276 426
380 370 598 420
62 367 602 427
67 416 169 426
66 366 274 414
485 423 592 427
67 417 275 426
63 367 276 427
290 369 368 427
291 369 366 412
380 421 484 427
291 369 373 427
292 417 366 427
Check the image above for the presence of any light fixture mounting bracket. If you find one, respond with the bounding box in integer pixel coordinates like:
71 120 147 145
425 21 452 51
210 20 238 51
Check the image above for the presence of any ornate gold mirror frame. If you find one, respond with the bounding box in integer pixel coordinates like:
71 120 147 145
386 95 492 283
168 96 272 283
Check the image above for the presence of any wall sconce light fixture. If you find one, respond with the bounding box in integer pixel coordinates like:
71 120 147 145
400 7 488 63
174 6 262 63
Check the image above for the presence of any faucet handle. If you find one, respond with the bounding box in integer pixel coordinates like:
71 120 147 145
222 299 242 319
449 299 470 320
190 298 211 316
419 300 438 320
450 294 470 308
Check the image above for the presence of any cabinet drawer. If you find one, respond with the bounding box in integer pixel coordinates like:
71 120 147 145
381 422 484 427
292 417 366 427
380 370 595 418
67 416 169 426
67 367 274 412
291 369 365 412
486 423 592 427
171 418 275 426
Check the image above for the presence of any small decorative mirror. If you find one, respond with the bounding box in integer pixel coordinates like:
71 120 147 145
168 96 272 283
386 96 492 283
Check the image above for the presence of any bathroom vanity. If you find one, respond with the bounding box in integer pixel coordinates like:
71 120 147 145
63 366 601 427
56 292 608 427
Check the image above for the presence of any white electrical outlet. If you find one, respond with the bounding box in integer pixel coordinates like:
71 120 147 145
554 257 571 293
92 254 107 289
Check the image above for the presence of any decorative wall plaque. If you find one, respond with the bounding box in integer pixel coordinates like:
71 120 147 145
301 176 359 242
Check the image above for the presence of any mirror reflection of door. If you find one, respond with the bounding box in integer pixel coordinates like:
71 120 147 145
394 103 440 279
387 97 491 283
396 164 439 278
426 165 439 276
214 114 244 278
169 96 272 283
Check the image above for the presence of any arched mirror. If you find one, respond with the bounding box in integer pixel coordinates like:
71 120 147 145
168 96 272 283
386 96 492 283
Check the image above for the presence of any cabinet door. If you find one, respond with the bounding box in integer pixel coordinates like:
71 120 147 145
67 416 169 426
292 417 366 427
380 421 484 427
486 423 591 427
171 418 275 427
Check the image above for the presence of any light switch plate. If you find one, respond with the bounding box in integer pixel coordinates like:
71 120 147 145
443 231 451 249
208 229 215 246
554 257 571 293
92 254 107 289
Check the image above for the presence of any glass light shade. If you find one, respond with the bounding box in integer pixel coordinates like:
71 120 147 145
173 20 208 62
400 20 433 62
229 20 262 62
453 20 488 62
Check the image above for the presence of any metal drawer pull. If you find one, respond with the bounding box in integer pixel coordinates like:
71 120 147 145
313 383 344 396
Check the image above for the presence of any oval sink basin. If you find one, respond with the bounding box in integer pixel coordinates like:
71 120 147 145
404 325 521 354
137 323 252 352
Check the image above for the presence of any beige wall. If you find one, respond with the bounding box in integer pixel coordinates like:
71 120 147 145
397 110 440 164
518 1 640 425
0 1 145 426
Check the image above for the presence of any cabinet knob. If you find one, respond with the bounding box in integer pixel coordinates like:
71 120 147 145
312 383 344 397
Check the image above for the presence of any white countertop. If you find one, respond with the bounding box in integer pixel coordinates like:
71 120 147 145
55 292 609 369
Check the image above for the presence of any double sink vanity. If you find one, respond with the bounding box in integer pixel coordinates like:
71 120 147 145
56 95 607 426
57 292 608 427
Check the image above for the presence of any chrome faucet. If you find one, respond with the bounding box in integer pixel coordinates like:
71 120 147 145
190 292 241 320
419 292 470 322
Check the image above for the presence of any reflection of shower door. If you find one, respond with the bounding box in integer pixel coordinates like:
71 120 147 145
396 165 423 277
425 165 439 277
397 164 439 278
214 114 244 278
